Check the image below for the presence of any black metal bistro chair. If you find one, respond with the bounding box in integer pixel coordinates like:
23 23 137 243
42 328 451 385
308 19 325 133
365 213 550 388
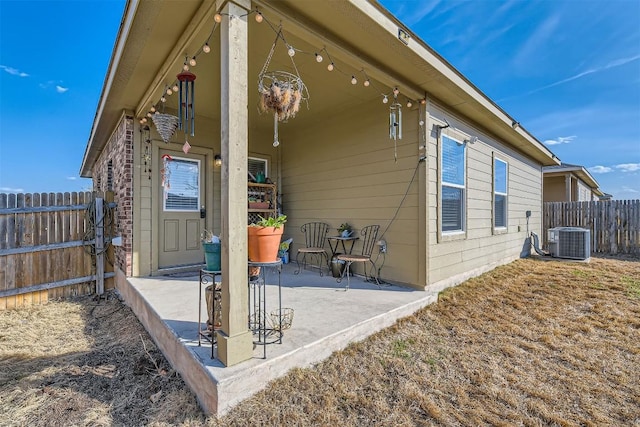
337 224 380 290
294 222 330 276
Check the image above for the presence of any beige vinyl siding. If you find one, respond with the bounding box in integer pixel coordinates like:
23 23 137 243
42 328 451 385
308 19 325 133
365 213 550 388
427 103 542 290
281 101 423 286
544 175 567 202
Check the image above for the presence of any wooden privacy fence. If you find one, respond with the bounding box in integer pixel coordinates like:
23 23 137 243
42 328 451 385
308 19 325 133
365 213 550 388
543 200 640 255
0 191 116 309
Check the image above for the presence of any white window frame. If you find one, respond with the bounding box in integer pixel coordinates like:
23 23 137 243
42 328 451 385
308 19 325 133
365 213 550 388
163 156 201 212
493 156 508 231
440 135 466 235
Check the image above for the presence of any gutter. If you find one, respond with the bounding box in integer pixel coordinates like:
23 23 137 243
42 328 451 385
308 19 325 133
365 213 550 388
366 0 559 165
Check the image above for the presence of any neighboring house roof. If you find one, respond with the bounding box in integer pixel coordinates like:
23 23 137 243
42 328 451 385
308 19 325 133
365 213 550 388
542 163 604 197
80 0 560 177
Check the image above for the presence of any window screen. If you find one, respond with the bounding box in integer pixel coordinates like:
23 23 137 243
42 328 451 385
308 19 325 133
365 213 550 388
441 135 465 233
163 157 200 211
494 158 507 228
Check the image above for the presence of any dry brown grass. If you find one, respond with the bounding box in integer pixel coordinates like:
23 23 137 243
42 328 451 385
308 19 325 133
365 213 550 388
1 256 639 426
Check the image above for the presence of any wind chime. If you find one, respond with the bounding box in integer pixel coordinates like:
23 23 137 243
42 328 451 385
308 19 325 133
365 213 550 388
389 88 402 162
177 67 196 154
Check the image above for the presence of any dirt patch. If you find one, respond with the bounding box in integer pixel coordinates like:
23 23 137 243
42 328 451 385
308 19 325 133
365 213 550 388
1 256 639 426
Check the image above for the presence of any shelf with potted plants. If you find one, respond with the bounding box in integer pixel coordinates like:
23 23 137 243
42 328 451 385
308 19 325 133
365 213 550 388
248 182 277 224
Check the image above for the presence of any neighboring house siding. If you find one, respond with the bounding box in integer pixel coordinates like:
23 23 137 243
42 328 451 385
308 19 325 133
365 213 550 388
282 101 422 287
427 103 542 290
576 180 591 201
93 114 135 277
543 175 566 202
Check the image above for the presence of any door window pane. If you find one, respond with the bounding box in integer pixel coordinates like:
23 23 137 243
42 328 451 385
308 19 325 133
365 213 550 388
164 158 200 211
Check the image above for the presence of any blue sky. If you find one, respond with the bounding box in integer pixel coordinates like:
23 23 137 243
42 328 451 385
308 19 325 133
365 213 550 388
1 1 639 199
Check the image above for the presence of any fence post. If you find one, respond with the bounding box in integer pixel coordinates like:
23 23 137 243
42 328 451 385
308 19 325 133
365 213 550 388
95 197 105 295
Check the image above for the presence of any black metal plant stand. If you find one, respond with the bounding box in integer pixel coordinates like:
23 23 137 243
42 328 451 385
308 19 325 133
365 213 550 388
248 260 283 359
198 269 222 359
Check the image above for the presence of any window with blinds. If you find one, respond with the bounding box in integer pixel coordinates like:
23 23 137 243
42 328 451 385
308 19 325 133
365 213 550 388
494 158 507 228
248 157 268 181
441 135 465 232
163 157 200 211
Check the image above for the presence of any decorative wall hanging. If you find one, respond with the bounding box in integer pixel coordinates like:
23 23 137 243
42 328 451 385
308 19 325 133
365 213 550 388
141 125 152 180
161 154 173 191
258 29 309 147
152 112 179 143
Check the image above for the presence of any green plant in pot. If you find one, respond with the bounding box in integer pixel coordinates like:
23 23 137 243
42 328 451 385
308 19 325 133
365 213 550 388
248 215 287 262
201 229 221 271
338 222 353 238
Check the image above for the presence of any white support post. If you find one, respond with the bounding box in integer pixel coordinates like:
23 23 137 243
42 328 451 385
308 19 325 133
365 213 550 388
216 0 254 367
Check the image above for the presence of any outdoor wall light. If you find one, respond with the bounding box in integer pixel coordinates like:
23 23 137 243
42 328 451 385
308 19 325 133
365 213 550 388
214 154 222 167
512 121 520 129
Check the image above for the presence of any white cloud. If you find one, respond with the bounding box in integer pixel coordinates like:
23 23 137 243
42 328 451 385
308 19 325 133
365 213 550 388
56 85 69 93
0 64 29 77
621 186 639 193
615 163 640 172
589 165 612 174
0 186 25 193
522 54 640 97
66 176 78 181
543 135 576 145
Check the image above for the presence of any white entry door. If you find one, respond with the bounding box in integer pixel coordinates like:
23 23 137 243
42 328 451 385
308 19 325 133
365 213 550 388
158 150 205 269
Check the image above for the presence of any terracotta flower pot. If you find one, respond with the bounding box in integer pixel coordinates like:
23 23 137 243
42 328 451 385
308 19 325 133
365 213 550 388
248 225 284 262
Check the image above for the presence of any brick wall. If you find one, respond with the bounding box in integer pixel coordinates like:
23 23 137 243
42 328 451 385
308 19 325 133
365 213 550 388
93 115 134 277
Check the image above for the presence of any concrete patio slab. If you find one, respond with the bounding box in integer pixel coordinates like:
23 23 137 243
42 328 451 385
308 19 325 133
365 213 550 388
119 263 437 416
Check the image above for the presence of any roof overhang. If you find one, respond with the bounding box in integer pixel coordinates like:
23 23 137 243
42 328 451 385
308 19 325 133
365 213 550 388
81 0 560 177
543 165 603 195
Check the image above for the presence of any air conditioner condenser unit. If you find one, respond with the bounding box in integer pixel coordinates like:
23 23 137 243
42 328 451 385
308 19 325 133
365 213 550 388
547 227 590 260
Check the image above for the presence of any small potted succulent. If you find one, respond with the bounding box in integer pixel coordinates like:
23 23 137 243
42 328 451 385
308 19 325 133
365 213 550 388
338 223 353 238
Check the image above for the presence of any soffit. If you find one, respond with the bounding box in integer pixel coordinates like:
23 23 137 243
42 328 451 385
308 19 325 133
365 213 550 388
83 0 558 176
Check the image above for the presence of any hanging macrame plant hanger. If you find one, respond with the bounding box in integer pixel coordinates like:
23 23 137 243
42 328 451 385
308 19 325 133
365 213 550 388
258 28 309 147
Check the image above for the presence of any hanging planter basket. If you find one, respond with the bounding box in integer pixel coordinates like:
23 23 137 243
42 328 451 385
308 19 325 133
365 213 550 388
152 112 179 143
258 71 307 122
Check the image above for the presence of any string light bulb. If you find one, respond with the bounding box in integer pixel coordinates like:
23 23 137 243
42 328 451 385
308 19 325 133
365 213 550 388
141 117 147 123
139 118 145 124
255 12 263 23
382 95 389 104
214 13 222 23
327 62 334 71
364 79 370 87
146 112 152 118
189 57 197 67
182 63 189 71
287 46 296 57
393 87 400 96
172 84 179 93
315 53 323 63
351 76 357 85
420 99 426 105
202 43 211 53
150 106 156 113
160 96 166 103
166 88 173 96
406 100 412 108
